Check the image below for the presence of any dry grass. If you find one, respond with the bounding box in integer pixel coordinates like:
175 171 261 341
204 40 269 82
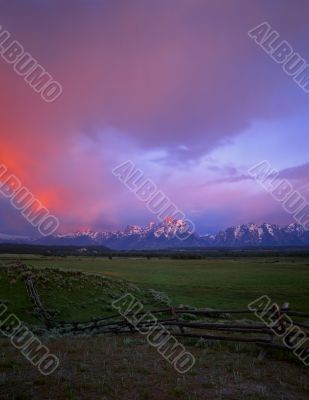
0 335 308 400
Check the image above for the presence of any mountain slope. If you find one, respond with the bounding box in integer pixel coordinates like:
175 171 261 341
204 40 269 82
1 220 308 249
202 223 309 247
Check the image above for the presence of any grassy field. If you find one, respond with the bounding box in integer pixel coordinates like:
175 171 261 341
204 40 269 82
1 254 308 311
0 262 163 324
0 254 308 400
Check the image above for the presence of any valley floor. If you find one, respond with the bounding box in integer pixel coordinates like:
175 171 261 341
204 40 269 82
0 254 308 399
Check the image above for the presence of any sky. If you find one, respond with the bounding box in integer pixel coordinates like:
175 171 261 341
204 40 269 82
0 0 308 236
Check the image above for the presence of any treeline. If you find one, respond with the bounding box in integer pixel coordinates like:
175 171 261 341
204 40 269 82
0 243 308 258
0 244 111 256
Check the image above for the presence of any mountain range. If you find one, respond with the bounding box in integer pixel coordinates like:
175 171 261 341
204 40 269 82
1 220 309 250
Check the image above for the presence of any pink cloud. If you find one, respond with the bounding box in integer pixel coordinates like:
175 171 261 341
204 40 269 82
0 0 308 233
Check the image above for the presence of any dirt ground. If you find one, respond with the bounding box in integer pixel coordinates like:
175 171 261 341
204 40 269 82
0 335 308 400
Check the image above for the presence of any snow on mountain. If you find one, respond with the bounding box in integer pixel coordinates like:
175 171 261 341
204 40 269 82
0 233 30 241
284 223 305 236
209 222 308 247
0 221 308 250
124 225 144 235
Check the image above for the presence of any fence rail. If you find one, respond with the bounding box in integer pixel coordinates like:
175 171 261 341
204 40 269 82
16 262 309 359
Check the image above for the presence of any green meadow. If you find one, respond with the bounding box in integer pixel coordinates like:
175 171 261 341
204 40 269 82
1 255 308 316
0 254 309 400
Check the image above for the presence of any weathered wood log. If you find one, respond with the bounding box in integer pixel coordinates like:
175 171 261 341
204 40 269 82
170 307 185 334
135 320 272 335
175 308 251 315
165 332 273 343
19 262 53 327
292 321 309 329
285 311 309 317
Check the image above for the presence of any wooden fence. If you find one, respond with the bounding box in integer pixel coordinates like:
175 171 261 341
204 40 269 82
17 262 309 358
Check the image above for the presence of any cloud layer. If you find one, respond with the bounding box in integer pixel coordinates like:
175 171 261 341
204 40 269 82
0 0 308 235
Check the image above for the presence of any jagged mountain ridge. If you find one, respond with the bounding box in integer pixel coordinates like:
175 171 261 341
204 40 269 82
201 222 309 247
36 219 199 250
1 220 308 249
30 220 309 249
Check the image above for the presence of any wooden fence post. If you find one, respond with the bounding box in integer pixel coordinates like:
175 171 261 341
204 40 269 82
170 307 185 334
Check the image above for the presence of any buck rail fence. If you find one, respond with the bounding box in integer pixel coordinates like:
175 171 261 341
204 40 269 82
16 263 309 360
